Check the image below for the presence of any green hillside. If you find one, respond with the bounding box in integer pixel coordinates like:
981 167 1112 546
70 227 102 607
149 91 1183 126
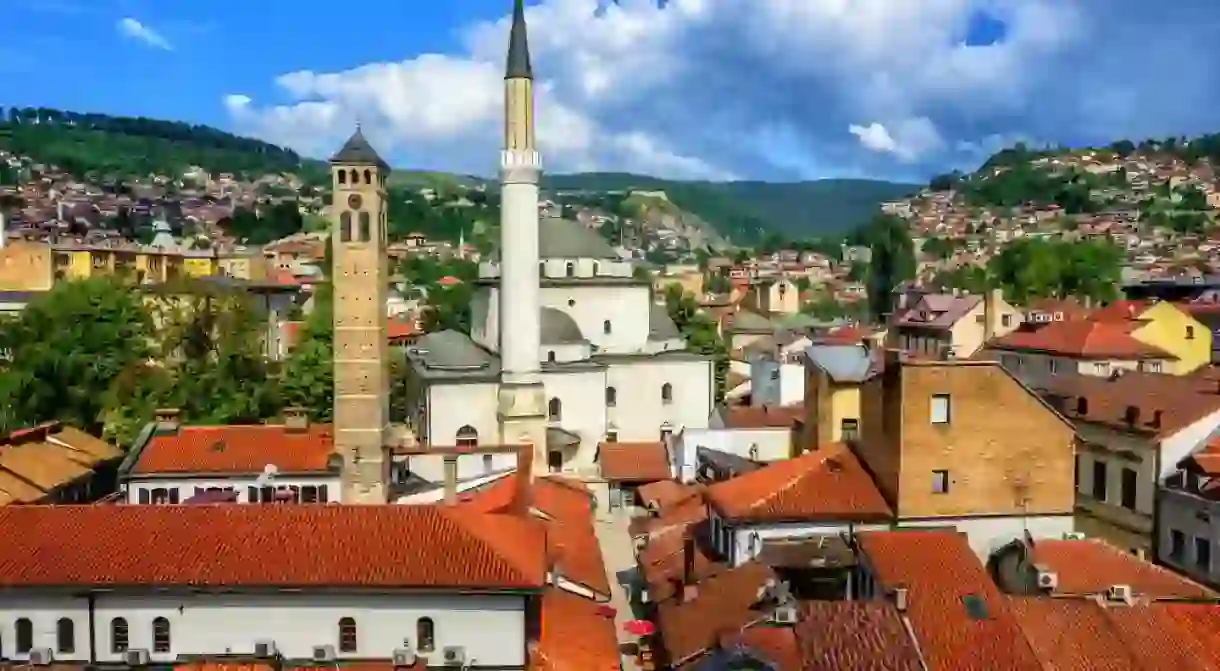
541 172 917 242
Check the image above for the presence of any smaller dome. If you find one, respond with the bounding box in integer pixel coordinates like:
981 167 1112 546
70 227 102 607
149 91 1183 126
540 307 586 344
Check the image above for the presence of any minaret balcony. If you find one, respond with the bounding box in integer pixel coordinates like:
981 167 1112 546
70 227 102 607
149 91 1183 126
500 149 542 171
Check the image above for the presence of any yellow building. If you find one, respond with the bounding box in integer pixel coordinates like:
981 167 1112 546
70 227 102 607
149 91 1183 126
1092 299 1211 375
802 343 875 449
0 241 228 292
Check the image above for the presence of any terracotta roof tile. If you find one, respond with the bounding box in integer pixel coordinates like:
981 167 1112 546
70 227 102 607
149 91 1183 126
719 405 804 429
548 517 612 597
1183 437 1220 475
175 663 408 671
636 480 701 511
597 442 671 482
531 588 621 671
856 529 1042 671
1031 538 1215 600
1040 369 1220 438
0 423 121 497
1103 603 1220 670
640 531 725 602
0 504 546 589
705 443 891 523
717 625 801 671
794 600 923 671
992 319 1173 359
1008 597 1140 671
654 562 776 667
628 496 708 538
1091 299 1154 322
132 424 336 475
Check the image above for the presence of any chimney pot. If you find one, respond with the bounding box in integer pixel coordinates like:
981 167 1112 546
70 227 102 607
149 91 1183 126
893 586 909 612
283 407 309 432
443 455 459 505
154 408 180 433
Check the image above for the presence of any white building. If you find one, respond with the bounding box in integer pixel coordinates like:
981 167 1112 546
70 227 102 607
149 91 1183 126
402 5 713 485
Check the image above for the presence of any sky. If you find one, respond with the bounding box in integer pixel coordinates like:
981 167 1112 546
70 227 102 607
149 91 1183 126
5 0 1220 183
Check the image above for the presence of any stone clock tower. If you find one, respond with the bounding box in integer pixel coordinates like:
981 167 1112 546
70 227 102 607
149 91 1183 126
329 128 390 503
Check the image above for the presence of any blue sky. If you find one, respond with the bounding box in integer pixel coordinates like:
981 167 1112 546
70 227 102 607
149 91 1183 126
4 0 1220 182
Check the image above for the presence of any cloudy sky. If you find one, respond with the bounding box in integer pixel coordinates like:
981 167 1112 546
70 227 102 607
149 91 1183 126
6 0 1220 182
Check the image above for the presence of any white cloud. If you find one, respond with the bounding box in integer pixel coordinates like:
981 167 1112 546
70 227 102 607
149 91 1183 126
224 0 1220 180
117 18 172 51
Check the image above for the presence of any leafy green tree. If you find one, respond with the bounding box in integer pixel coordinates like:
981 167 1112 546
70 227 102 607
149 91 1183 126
0 278 154 436
860 214 915 320
986 238 1121 304
422 283 474 333
664 285 728 402
280 285 335 421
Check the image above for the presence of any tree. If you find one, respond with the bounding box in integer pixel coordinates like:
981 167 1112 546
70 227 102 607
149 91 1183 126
664 285 728 401
986 238 1121 304
280 284 334 421
0 278 154 437
860 214 915 321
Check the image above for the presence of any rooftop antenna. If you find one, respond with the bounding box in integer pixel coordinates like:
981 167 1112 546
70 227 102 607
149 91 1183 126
254 463 279 488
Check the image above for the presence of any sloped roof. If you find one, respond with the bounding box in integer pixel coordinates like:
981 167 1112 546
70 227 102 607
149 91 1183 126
539 217 619 260
992 320 1173 360
131 424 335 475
805 344 876 383
329 127 389 168
649 302 682 340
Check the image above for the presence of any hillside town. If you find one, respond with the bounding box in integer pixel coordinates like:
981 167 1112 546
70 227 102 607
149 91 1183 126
11 4 1220 671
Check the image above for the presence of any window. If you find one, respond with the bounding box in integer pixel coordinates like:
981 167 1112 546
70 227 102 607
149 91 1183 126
15 617 32 653
1197 537 1212 572
56 617 74 654
1048 358 1058 375
769 369 780 381
546 350 556 363
482 454 494 473
840 419 860 442
416 617 436 652
153 617 171 653
1001 314 1012 327
318 484 329 502
364 169 372 184
603 320 612 334
605 386 617 407
349 169 359 184
565 262 575 277
1094 362 1111 376
456 425 478 448
1145 361 1163 373
932 470 950 494
605 430 618 443
340 211 352 242
548 450 564 472
661 383 673 404
930 394 951 424
1120 467 1138 510
111 617 129 653
1171 530 1186 562
1092 460 1108 502
1076 397 1089 415
1188 325 1196 340
338 617 358 653
301 485 320 503
358 211 371 242
338 170 347 185
548 397 562 422
139 488 150 504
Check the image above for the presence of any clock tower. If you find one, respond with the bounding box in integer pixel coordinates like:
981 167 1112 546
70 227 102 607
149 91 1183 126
329 127 390 504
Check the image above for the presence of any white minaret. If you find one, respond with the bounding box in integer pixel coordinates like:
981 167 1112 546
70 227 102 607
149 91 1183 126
498 0 549 474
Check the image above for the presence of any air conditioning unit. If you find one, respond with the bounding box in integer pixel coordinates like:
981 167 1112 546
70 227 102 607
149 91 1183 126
28 648 53 666
1036 570 1059 590
442 646 466 666
254 640 278 657
312 644 337 662
392 647 417 666
770 605 797 625
124 649 151 666
1108 584 1134 604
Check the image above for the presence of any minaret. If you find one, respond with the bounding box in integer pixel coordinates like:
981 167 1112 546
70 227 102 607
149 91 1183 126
329 127 391 503
498 0 549 474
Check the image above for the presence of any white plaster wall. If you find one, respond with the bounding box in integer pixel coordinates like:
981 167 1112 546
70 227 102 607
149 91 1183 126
539 285 651 354
123 475 340 505
0 592 526 666
1158 487 1220 585
606 359 712 443
405 450 519 484
541 343 592 364
540 369 607 473
470 287 497 353
1162 409 1220 478
748 358 780 407
992 349 1150 389
898 514 1075 558
674 428 789 483
499 179 542 382
427 382 501 448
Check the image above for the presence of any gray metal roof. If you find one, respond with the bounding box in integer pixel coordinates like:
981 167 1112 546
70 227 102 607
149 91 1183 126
541 307 586 344
407 330 500 380
648 303 681 340
804 344 874 383
539 217 619 260
728 309 774 333
330 128 389 168
505 0 533 80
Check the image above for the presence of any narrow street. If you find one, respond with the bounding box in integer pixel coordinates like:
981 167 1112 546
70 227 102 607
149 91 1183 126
594 510 643 671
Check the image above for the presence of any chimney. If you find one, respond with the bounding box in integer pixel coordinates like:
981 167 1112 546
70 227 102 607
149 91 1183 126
283 407 309 432
893 586 909 613
682 533 696 584
983 287 1002 343
508 445 534 517
442 455 459 505
154 408 180 433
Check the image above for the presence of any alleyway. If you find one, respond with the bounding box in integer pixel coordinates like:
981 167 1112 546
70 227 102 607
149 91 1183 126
594 510 643 671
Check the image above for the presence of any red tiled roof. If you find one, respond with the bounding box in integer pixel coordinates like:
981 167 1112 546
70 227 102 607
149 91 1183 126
717 625 801 671
387 318 418 341
705 443 891 523
0 504 546 589
1040 369 1220 438
176 664 409 671
654 562 776 668
628 495 708 538
795 600 923 670
1091 299 1154 322
991 319 1172 359
531 588 621 671
719 405 804 429
639 530 725 603
1182 437 1220 475
1008 597 1140 671
131 424 335 475
856 529 1042 671
1031 538 1215 600
597 442 671 482
636 480 701 511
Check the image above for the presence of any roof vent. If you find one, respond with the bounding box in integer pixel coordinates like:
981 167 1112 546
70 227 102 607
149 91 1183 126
210 440 225 452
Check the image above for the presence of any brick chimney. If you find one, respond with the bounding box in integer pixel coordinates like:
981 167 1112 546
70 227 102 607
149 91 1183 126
283 407 309 433
154 408 180 434
983 287 1003 344
442 455 459 505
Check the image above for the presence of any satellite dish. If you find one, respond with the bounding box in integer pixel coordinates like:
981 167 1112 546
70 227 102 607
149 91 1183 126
254 463 279 488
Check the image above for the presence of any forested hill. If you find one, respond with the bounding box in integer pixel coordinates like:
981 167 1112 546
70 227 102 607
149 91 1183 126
542 172 918 241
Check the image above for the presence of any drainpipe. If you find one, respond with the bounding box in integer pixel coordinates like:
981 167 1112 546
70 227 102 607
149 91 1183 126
87 593 97 664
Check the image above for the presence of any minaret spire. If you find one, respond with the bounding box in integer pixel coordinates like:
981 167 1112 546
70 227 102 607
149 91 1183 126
506 0 533 80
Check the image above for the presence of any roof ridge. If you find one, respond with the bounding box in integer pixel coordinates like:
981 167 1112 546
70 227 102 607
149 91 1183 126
446 508 546 584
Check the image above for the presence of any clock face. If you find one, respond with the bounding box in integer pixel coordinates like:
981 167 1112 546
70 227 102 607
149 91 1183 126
347 194 363 210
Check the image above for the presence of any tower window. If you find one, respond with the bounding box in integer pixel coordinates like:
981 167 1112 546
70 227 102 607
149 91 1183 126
416 617 435 652
340 212 353 243
338 170 347 185
606 386 617 407
359 211 371 242
549 397 562 422
111 617 129 653
539 261 546 276
364 168 372 184
350 169 359 184
15 617 32 653
56 617 74 654
661 383 673 404
338 616 358 653
547 350 556 363
593 262 600 275
152 616 171 653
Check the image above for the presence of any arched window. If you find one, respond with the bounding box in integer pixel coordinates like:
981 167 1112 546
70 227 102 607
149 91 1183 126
359 211 371 242
56 617 75 653
565 261 575 277
338 617 358 653
603 320 612 334
152 616 171 653
456 425 478 448
337 170 347 185
606 386 617 407
111 617 129 653
547 350 556 363
349 169 359 184
416 617 435 652
15 617 32 653
364 169 372 184
661 383 673 404
548 397 562 422
592 262 600 275
340 211 353 243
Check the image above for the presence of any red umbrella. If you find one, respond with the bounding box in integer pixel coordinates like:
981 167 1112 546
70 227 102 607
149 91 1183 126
623 619 655 637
